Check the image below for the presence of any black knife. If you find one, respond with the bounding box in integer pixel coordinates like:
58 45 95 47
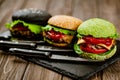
0 40 36 49
0 40 74 52
9 48 51 58
9 48 103 62
0 31 11 40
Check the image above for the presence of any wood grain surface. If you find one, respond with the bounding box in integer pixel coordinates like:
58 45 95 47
0 0 120 80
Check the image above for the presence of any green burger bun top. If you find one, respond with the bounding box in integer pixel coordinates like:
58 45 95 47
77 18 118 38
74 18 119 61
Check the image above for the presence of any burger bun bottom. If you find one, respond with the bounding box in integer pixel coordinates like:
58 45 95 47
44 37 68 47
74 44 117 61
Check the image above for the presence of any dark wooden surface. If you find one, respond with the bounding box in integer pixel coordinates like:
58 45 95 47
0 0 120 80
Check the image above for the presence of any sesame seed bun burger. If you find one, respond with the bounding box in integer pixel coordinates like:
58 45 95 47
74 18 119 60
43 15 82 47
6 8 51 40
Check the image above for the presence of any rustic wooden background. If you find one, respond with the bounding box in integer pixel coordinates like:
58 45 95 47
0 0 120 80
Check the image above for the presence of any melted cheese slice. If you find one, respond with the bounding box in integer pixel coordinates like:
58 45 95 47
77 38 114 50
77 38 85 44
98 40 114 50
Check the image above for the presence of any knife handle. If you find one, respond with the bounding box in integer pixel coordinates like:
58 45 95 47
0 36 10 40
0 40 36 48
9 48 51 58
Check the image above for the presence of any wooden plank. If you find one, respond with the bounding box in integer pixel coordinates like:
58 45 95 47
97 0 120 40
23 63 44 80
114 0 120 40
97 0 119 27
38 68 62 80
0 52 28 80
23 63 62 80
0 0 28 80
97 0 118 21
47 0 73 15
88 72 102 80
0 0 5 7
72 0 98 21
102 62 120 80
0 0 27 33
24 0 48 10
62 76 72 80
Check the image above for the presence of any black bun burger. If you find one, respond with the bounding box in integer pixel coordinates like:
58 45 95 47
43 15 82 47
6 8 51 40
74 18 119 60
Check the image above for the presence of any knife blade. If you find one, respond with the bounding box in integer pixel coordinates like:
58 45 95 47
0 40 73 52
9 48 51 58
0 31 11 40
9 48 103 62
0 40 36 49
36 45 74 52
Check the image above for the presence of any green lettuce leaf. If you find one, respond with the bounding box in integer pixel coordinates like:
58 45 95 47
74 44 84 54
6 20 43 34
74 44 117 60
43 25 76 35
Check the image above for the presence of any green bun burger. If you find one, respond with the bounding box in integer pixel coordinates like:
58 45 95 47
74 18 119 60
6 8 51 40
43 15 82 47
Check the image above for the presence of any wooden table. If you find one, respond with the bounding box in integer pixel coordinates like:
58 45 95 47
0 0 120 80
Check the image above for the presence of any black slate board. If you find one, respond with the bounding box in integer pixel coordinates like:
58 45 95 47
0 31 120 80
16 40 120 80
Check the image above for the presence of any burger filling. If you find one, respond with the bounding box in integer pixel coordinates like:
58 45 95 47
6 20 42 34
77 36 114 54
43 25 76 44
6 20 42 38
11 23 35 38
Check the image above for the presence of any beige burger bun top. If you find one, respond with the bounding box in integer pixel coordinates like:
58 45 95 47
48 15 82 30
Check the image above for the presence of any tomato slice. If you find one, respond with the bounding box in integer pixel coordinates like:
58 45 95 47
83 36 112 46
46 30 63 42
79 36 113 54
80 44 107 54
13 24 28 31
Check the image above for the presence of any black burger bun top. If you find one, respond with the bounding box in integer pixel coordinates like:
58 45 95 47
48 15 82 30
12 8 52 25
